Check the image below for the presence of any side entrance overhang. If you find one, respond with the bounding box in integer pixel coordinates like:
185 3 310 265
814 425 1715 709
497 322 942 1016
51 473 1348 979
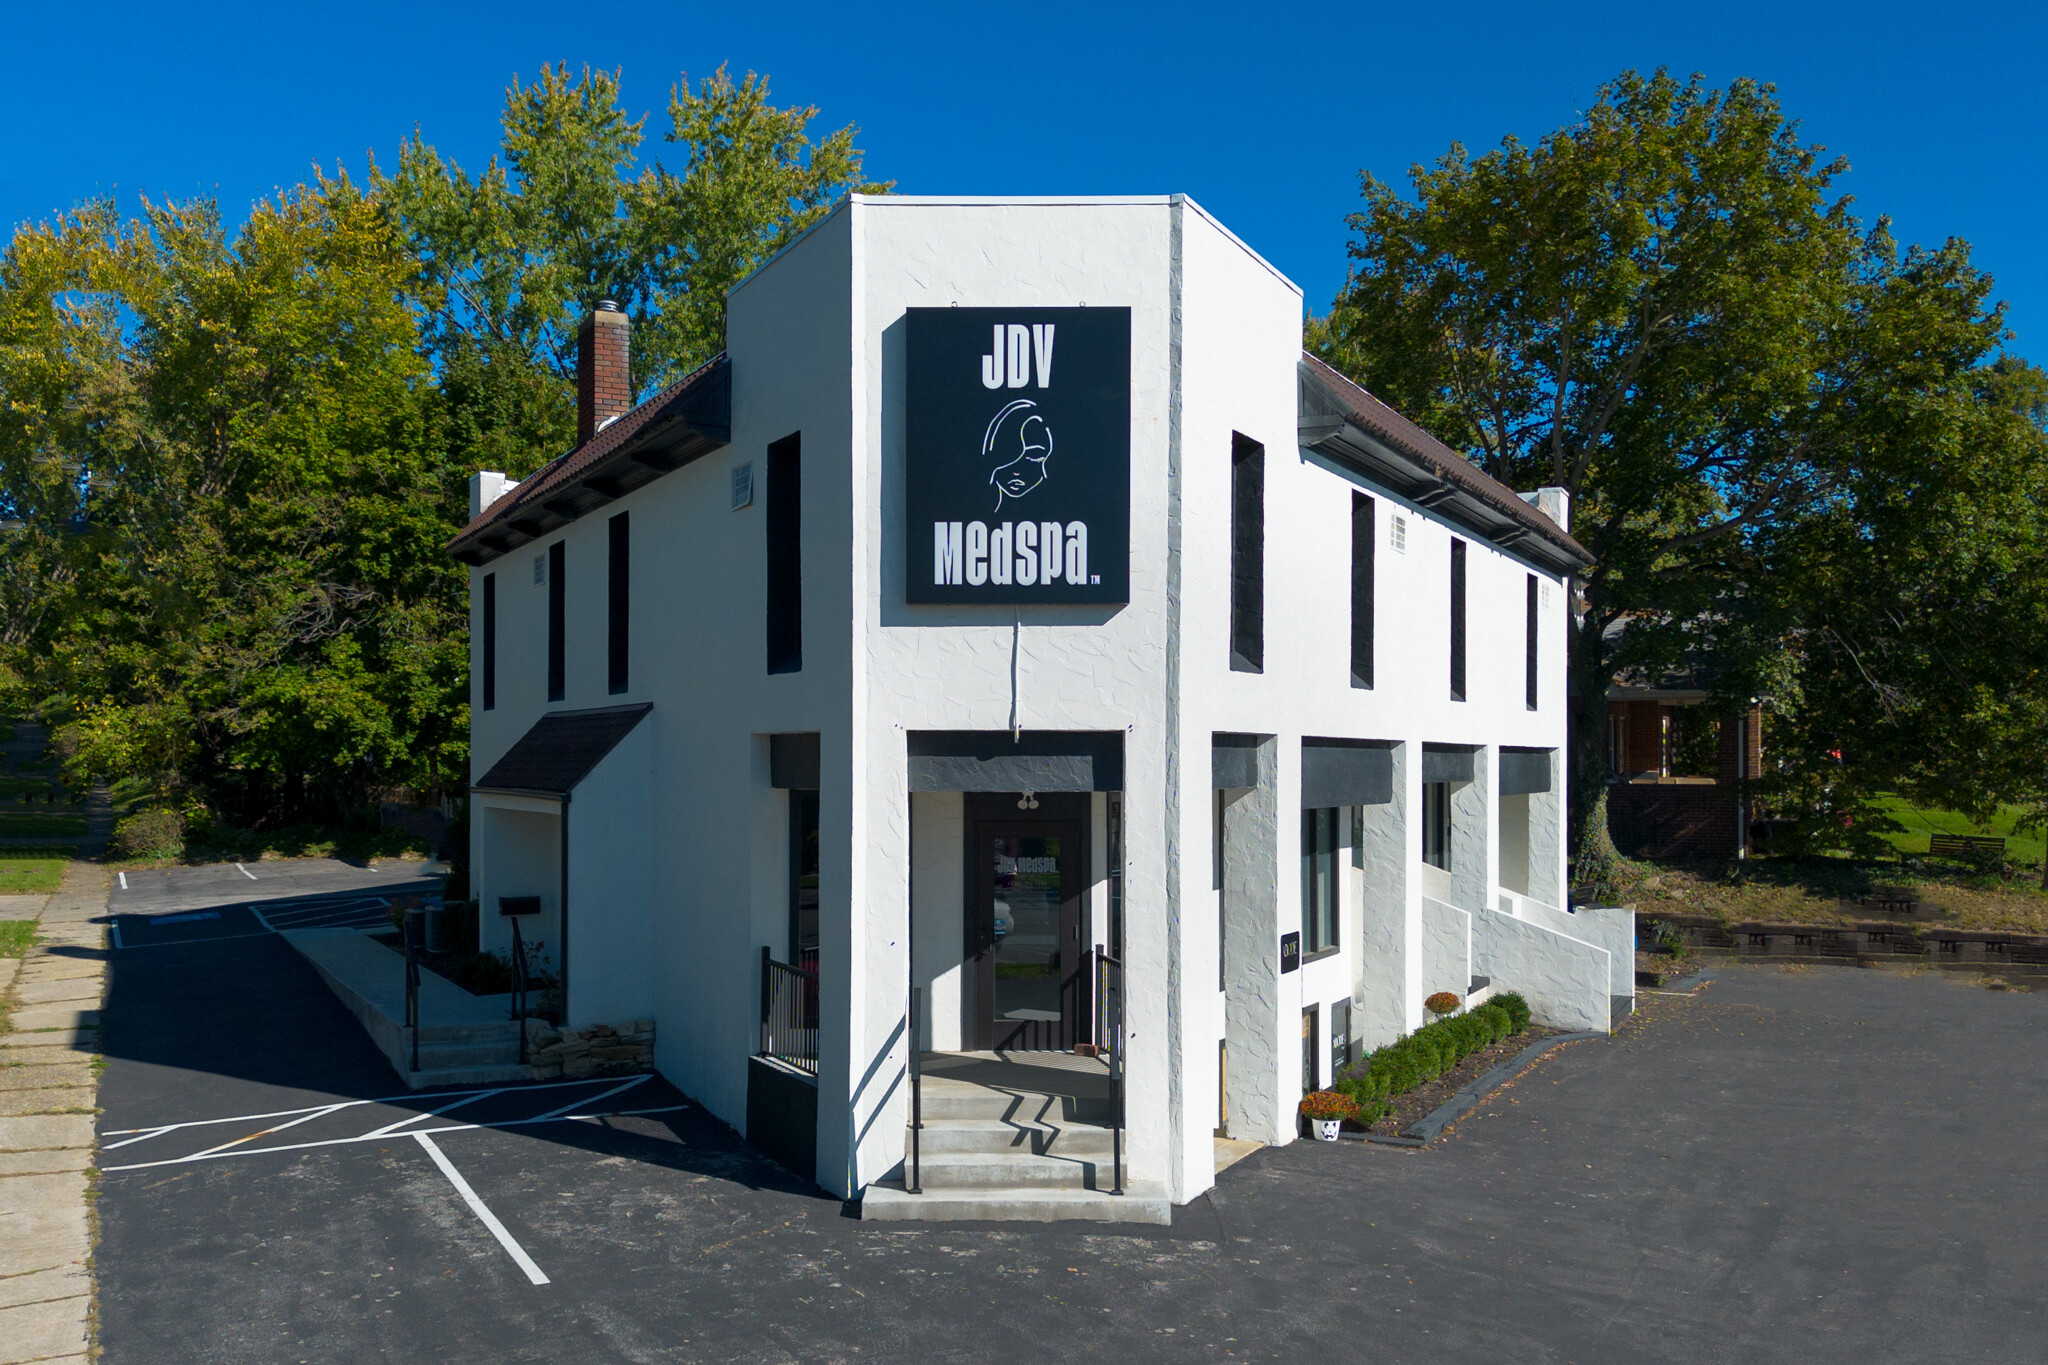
471 703 653 1030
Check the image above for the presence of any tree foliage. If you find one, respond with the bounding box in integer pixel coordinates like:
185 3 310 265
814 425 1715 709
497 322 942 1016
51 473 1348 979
0 66 882 833
1315 69 2047 851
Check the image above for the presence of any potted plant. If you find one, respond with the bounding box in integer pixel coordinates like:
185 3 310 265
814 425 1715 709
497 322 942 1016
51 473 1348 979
1299 1089 1358 1142
1425 991 1461 1018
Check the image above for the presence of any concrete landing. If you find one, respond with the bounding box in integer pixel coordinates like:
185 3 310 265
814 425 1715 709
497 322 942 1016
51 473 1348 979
281 929 526 1087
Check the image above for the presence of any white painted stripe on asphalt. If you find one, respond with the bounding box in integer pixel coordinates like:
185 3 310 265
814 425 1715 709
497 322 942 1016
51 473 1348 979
247 903 275 932
118 872 129 891
414 1132 549 1285
111 930 273 950
234 862 258 881
99 1124 178 1152
183 1102 352 1162
363 1088 503 1139
528 1073 648 1120
109 920 124 951
99 1104 692 1171
103 1076 653 1134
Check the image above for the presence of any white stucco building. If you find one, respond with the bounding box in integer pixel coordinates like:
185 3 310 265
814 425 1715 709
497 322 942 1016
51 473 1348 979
450 196 1622 1221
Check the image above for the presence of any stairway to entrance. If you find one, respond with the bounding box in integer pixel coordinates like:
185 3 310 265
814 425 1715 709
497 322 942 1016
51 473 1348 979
861 1052 1170 1224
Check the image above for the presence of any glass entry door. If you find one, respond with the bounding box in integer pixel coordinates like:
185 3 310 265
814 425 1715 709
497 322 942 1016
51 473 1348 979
968 796 1089 1051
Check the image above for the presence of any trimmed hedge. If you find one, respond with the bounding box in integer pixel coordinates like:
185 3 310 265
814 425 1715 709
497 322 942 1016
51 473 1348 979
1333 995 1531 1126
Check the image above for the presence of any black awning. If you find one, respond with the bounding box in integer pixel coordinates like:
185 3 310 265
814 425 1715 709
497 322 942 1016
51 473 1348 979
1499 747 1554 796
770 732 821 789
474 704 652 796
1421 744 1477 785
908 730 1123 793
1212 734 1262 789
1301 738 1394 807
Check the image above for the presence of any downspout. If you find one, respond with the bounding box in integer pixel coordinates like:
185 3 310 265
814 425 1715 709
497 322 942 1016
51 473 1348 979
559 791 571 1026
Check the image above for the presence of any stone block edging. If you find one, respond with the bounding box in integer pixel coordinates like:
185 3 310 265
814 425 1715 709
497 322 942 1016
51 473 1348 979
1342 1030 1609 1149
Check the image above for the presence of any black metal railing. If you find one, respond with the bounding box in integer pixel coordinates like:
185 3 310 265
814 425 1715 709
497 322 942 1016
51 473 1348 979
759 946 820 1075
403 908 422 1073
1096 942 1125 1196
907 984 923 1195
509 917 531 1063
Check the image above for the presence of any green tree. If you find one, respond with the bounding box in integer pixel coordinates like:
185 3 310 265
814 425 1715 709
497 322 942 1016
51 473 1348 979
1315 69 2023 854
377 63 887 483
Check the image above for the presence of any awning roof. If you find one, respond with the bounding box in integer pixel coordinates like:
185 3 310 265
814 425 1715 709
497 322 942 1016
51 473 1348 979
473 704 652 796
448 354 731 567
1298 355 1594 574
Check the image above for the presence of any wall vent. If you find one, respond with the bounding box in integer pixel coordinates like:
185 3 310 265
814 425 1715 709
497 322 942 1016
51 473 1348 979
1390 514 1407 553
532 552 547 587
731 461 755 510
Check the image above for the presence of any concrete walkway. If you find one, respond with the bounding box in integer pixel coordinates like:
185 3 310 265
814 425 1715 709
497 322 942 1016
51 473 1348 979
0 859 108 1365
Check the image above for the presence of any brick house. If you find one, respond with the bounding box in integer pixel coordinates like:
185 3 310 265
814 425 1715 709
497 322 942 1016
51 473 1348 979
1605 687 1764 859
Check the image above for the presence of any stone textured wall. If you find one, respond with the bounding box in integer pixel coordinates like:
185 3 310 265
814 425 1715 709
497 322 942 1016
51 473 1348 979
525 1017 655 1080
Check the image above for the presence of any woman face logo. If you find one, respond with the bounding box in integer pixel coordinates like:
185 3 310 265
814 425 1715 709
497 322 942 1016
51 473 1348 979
985 399 1053 512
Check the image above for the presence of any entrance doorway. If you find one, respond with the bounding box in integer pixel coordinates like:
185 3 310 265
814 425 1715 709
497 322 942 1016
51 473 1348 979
967 793 1090 1051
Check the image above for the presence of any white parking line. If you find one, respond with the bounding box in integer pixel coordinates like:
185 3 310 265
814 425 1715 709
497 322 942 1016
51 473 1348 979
234 863 258 881
109 921 124 951
118 872 129 891
98 1103 689 1172
102 1076 641 1137
414 1132 549 1285
247 904 275 932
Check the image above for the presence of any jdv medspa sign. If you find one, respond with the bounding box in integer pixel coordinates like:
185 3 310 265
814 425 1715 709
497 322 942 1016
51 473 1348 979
905 306 1131 604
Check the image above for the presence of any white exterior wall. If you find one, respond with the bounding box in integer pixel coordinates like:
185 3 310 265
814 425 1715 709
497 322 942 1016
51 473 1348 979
467 194 1582 1211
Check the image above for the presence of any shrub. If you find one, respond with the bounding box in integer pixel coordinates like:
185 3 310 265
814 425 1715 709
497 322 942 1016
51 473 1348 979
1332 996 1534 1125
1299 1089 1359 1122
440 899 480 957
1424 990 1461 1015
1491 991 1532 1033
444 950 513 996
111 808 184 860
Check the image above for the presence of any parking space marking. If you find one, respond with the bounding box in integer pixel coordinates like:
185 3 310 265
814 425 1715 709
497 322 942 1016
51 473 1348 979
183 1102 353 1162
118 871 129 890
100 1102 689 1172
102 1076 639 1140
415 1132 550 1285
363 1088 504 1139
234 862 259 880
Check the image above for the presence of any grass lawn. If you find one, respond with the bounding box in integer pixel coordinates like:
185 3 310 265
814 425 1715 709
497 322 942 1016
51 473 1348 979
0 921 35 956
1872 796 2046 867
1632 855 2048 935
0 851 68 895
0 812 85 838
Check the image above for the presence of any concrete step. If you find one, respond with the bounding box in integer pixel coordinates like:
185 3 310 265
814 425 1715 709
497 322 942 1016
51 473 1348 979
910 1117 1119 1158
402 1061 534 1088
414 1020 521 1046
900 1149 1108 1190
413 1040 523 1070
916 1080 1108 1124
861 1179 1171 1224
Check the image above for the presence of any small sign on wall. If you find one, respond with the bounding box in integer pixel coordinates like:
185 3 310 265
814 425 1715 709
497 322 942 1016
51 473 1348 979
1280 931 1301 974
905 306 1130 604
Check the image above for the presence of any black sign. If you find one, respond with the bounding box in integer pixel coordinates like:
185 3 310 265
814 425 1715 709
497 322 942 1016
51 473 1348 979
1280 931 1301 974
905 307 1130 604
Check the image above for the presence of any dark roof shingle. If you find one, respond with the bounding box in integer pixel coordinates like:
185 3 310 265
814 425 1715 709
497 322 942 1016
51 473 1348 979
474 704 652 795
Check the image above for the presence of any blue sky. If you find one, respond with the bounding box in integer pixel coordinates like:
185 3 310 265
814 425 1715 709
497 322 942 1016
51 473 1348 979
5 1 2042 347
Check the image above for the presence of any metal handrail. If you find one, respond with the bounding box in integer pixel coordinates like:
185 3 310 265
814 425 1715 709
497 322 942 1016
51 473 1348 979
509 918 530 1063
759 947 820 1075
907 985 923 1194
1096 943 1125 1196
404 909 422 1073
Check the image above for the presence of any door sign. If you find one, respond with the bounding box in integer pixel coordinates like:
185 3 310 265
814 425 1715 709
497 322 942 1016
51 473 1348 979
905 307 1131 604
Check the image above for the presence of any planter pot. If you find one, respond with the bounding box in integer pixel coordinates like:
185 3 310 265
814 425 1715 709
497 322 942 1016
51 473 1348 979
1309 1118 1342 1142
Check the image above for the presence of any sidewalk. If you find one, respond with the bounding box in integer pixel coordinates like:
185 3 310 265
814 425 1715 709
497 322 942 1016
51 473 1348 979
0 859 109 1365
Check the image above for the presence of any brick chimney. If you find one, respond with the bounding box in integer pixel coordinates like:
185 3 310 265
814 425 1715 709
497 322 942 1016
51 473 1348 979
577 299 632 444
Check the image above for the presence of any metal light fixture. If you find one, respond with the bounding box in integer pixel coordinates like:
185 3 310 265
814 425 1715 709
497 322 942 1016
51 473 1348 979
1017 791 1040 811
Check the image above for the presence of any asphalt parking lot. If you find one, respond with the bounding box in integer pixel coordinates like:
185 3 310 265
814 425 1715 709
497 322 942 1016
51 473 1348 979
94 863 2048 1363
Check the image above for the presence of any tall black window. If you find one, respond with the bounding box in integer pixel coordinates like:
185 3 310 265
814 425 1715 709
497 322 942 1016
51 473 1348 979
1351 492 1374 689
1301 807 1339 954
481 572 497 711
1331 998 1353 1074
1422 782 1452 871
1301 1004 1320 1094
546 541 565 702
608 513 631 694
766 433 802 674
788 790 820 966
1449 538 1467 702
1229 434 1264 673
1525 574 1539 711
